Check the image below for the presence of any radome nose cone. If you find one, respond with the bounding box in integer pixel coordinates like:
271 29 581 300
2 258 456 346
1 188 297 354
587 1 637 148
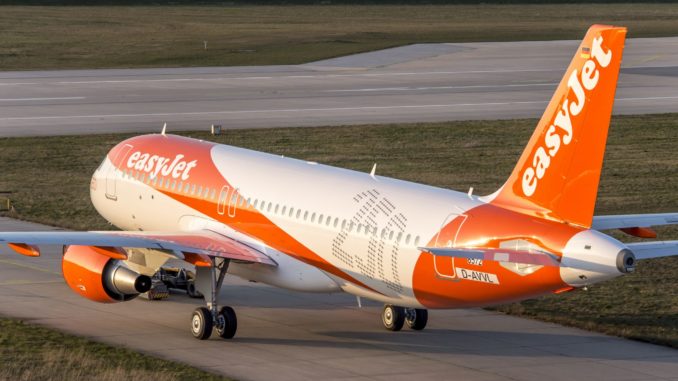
616 249 636 273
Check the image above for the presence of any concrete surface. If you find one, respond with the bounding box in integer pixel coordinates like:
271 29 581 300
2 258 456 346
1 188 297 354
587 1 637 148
0 217 676 381
0 37 677 137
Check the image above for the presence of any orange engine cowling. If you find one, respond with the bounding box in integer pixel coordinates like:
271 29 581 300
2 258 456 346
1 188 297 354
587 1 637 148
62 245 152 303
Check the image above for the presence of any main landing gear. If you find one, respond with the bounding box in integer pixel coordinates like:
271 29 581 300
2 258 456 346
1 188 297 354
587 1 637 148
190 257 238 340
382 304 428 331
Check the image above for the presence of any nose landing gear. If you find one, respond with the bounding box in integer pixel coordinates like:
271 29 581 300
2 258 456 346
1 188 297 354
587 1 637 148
382 304 428 332
190 257 238 340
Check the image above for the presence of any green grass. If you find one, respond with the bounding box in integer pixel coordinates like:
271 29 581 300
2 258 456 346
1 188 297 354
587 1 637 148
1 4 678 70
0 318 230 380
0 115 676 348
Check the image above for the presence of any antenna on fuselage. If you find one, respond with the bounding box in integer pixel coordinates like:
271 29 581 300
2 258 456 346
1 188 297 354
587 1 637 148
370 163 377 179
161 122 167 136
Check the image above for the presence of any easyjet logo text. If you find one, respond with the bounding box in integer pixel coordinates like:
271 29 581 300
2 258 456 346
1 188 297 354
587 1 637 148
126 151 197 180
522 36 612 197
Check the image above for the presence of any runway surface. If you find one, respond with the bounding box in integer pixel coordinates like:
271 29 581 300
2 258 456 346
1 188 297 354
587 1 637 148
1 37 678 137
1 217 677 381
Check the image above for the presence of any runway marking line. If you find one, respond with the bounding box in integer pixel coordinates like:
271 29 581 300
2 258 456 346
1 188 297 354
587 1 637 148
0 68 561 86
0 279 63 286
323 83 558 92
0 258 60 275
1 96 678 122
0 97 85 102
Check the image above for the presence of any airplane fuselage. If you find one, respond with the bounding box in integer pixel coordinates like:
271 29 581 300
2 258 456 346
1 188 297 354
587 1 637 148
91 133 627 309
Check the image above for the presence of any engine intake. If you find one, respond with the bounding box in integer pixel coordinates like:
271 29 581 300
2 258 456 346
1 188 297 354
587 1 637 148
616 249 636 273
62 245 151 303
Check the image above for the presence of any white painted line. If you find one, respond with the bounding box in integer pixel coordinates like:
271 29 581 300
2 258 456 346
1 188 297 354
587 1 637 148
324 83 558 92
0 96 85 102
0 101 550 121
616 96 678 101
0 68 559 86
0 82 40 86
1 96 676 122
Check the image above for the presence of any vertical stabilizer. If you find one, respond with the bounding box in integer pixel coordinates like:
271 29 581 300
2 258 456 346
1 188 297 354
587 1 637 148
490 25 627 228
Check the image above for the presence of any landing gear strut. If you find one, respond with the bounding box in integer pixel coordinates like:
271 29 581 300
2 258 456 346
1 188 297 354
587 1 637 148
190 257 238 340
381 304 428 331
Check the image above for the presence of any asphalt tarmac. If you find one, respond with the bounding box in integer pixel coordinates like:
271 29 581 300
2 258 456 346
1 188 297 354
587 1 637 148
1 217 677 381
1 37 677 137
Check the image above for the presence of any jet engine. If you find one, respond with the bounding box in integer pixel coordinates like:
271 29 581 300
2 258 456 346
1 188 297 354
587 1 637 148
560 230 636 287
62 245 152 303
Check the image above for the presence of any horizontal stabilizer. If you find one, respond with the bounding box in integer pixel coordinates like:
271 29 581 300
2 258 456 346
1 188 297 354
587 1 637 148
419 247 560 267
592 213 678 230
626 241 678 260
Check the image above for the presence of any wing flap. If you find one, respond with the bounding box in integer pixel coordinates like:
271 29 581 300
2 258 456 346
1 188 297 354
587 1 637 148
0 230 276 266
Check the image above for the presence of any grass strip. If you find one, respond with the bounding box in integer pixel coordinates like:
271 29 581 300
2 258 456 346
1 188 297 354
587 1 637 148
0 317 230 380
2 4 678 70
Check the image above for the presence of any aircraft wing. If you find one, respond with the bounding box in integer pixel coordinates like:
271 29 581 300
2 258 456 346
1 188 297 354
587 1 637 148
0 229 277 266
625 241 678 260
592 213 678 230
419 247 561 267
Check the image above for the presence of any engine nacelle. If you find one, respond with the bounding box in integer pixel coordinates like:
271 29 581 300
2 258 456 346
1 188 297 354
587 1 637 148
560 230 635 287
62 245 152 303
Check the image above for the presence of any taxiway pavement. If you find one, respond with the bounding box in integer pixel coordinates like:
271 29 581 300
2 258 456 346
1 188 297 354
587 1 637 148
1 217 677 381
1 37 678 137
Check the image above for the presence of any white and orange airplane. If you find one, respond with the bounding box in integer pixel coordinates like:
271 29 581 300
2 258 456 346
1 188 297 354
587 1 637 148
2 25 677 340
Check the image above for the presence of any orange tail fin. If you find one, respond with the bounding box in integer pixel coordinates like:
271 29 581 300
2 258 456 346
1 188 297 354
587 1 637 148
489 25 627 228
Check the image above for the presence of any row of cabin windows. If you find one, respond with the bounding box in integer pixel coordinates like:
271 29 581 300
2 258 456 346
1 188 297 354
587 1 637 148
247 196 421 247
123 169 421 247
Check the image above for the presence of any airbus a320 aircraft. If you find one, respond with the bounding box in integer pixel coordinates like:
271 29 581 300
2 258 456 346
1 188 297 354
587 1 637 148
2 25 677 340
